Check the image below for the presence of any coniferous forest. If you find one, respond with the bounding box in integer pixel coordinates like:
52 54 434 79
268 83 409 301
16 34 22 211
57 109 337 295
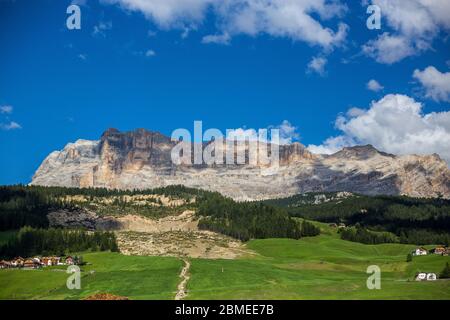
263 193 450 245
196 193 319 241
0 227 118 259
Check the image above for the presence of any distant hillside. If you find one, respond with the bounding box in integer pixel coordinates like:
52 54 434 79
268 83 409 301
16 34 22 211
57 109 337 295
262 192 450 245
0 185 318 243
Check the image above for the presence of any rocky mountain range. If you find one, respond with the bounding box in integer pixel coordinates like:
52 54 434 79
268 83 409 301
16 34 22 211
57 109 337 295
30 128 450 200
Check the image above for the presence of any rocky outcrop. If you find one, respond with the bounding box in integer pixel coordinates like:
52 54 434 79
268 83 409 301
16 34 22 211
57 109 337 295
31 128 450 200
47 209 122 230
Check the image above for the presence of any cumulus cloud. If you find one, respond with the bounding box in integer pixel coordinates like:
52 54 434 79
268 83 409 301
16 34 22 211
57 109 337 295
0 105 13 114
226 120 300 145
367 79 384 92
346 107 366 117
272 120 300 144
362 0 450 64
413 66 450 102
307 135 352 155
103 0 348 49
202 33 231 45
307 56 327 76
307 94 450 164
362 33 415 64
0 121 22 131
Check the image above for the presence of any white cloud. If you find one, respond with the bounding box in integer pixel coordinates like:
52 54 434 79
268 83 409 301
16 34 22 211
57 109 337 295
181 27 191 39
413 66 450 102
307 135 352 155
202 33 231 45
0 105 13 114
367 79 384 92
346 107 365 117
226 120 300 145
0 121 22 131
71 0 87 6
78 53 87 60
145 49 156 57
278 120 300 144
93 21 112 37
307 94 450 164
362 0 450 64
103 0 348 49
362 33 415 64
307 56 327 76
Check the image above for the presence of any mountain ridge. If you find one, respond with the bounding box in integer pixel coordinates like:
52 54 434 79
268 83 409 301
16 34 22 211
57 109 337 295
31 128 450 200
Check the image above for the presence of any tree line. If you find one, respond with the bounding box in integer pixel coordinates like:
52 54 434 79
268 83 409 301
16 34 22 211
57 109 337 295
197 193 320 241
0 226 118 259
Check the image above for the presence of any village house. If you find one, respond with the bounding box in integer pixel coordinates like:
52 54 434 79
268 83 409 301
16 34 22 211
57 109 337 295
427 273 437 281
415 273 427 281
415 272 437 281
329 223 338 228
41 257 52 266
0 256 68 270
433 246 447 255
11 257 25 267
41 256 61 266
413 247 428 256
23 258 40 269
65 256 74 265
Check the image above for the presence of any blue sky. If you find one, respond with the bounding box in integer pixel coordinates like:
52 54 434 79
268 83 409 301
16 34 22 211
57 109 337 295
0 0 449 184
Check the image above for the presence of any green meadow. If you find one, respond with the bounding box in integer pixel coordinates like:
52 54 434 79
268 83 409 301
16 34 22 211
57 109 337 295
0 253 183 300
0 226 449 300
188 235 450 299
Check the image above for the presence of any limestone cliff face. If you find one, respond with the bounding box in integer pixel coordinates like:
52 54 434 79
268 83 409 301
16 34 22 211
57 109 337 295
31 128 450 200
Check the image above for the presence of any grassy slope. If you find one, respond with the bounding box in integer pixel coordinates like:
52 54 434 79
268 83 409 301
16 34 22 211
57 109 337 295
1 225 449 300
187 235 450 300
0 252 182 300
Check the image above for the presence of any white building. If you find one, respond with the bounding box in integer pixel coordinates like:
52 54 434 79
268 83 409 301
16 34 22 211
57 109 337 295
413 247 428 256
426 273 437 281
415 273 427 281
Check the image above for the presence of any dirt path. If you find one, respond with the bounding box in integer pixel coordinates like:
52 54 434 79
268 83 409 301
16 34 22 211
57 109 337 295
175 259 190 300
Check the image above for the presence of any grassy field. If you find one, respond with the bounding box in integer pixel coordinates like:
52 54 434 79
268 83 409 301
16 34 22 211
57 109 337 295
187 235 450 299
0 252 183 300
0 226 449 300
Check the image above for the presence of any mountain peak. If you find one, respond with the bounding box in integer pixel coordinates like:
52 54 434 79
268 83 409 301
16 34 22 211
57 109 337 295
333 144 395 159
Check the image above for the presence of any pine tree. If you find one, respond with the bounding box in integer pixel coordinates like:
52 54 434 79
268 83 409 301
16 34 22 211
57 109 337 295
406 253 413 262
440 262 450 279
